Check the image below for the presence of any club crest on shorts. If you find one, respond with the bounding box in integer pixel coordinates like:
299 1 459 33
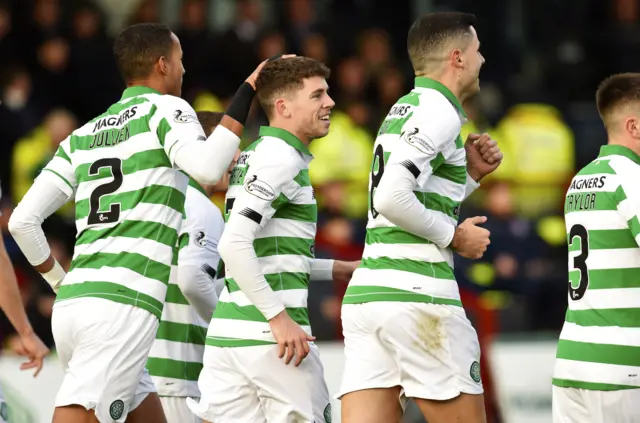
470 361 481 383
323 403 332 422
109 399 125 420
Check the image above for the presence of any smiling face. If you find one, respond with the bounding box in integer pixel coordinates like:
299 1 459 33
283 76 335 140
255 57 332 142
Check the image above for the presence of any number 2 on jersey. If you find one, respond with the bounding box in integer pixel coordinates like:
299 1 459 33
568 224 589 301
87 158 124 225
370 144 385 219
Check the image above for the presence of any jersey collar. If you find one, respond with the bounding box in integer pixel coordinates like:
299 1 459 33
121 86 162 100
599 144 640 165
259 126 312 156
414 77 467 120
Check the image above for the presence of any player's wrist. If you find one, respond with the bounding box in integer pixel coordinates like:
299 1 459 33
41 259 66 293
225 82 255 125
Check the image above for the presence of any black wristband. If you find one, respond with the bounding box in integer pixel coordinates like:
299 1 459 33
225 82 255 125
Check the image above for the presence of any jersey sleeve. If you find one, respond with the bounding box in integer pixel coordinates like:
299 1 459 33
227 147 299 228
41 137 77 198
613 163 640 246
388 106 461 185
150 95 207 167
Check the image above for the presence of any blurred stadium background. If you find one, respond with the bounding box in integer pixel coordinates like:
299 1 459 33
0 0 631 421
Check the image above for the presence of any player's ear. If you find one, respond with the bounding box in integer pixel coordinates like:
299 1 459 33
625 116 640 139
275 98 291 119
450 48 464 69
158 56 169 76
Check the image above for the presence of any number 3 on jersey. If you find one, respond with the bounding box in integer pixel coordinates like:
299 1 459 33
370 144 385 219
568 224 589 301
87 158 124 225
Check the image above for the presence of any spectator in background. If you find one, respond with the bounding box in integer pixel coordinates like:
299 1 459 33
11 108 76 209
33 36 72 110
24 0 63 64
176 0 215 101
335 56 368 104
216 0 263 97
357 28 394 81
127 0 159 24
282 0 326 53
66 3 121 122
302 33 329 66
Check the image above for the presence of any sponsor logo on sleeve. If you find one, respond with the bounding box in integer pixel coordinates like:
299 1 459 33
173 109 198 124
244 175 276 201
403 127 435 155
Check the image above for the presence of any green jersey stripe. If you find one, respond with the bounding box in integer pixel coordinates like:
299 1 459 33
156 321 206 345
146 357 202 381
70 252 171 284
56 281 163 318
342 285 462 306
556 339 640 367
629 216 640 240
206 337 275 347
366 227 432 245
55 146 72 163
565 191 620 214
165 283 189 305
361 257 454 280
568 229 637 251
293 169 311 187
72 117 152 152
571 268 640 290
75 185 185 220
76 149 171 184
214 301 309 325
414 191 460 219
76 220 178 248
157 117 172 147
432 162 466 184
178 233 189 251
565 308 640 328
253 236 314 258
272 204 317 222
552 379 639 391
576 161 616 176
225 272 309 293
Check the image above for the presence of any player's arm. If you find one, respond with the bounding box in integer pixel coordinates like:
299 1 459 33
218 149 314 365
374 112 461 248
167 60 277 185
8 140 76 292
310 259 360 284
176 217 224 321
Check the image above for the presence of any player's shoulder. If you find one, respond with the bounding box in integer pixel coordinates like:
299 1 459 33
413 89 461 128
603 151 640 179
149 94 198 124
254 135 304 164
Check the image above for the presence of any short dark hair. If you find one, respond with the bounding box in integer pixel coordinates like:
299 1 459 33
197 111 224 136
596 73 640 129
113 23 174 82
407 12 477 74
256 57 330 119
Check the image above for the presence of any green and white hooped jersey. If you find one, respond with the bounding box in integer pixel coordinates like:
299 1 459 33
45 86 206 318
343 77 470 307
554 145 640 391
207 126 317 347
148 181 224 397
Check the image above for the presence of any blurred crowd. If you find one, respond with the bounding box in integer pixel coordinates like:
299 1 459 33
1 0 639 408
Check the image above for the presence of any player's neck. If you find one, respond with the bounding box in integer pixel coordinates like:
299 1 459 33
608 137 640 157
125 78 167 95
418 71 464 104
268 121 311 145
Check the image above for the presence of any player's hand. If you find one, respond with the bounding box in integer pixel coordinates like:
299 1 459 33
269 310 315 367
451 216 491 259
245 54 297 89
465 133 503 181
13 331 50 377
332 260 360 284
